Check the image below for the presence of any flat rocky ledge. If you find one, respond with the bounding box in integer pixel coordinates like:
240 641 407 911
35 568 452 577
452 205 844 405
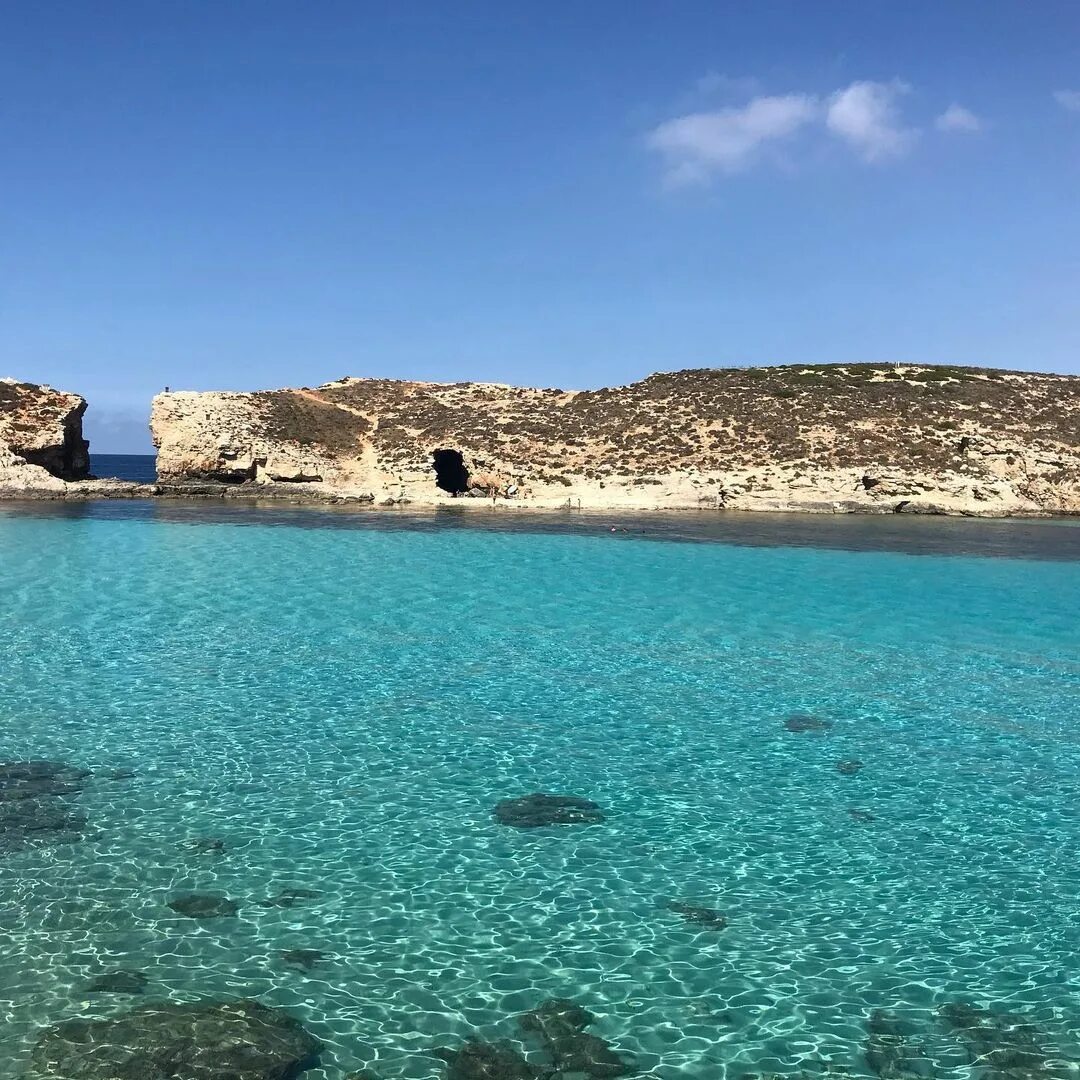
1 477 1072 518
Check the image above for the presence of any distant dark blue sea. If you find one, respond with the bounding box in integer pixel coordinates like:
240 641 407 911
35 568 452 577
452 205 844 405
90 453 157 483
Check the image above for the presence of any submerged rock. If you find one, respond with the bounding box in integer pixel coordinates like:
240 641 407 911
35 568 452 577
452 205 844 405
665 901 729 930
0 760 90 800
281 949 327 971
519 997 634 1078
259 888 321 909
167 892 240 919
0 760 89 853
85 969 149 994
687 1003 736 1025
519 998 594 1042
837 760 865 776
26 998 320 1080
493 793 605 828
0 799 87 852
556 1033 634 1077
434 1038 540 1080
865 1009 925 1080
784 715 834 733
939 1002 1064 1080
180 837 227 855
745 1065 854 1080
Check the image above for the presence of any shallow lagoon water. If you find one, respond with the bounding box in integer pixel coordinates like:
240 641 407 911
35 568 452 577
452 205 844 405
1 503 1079 1078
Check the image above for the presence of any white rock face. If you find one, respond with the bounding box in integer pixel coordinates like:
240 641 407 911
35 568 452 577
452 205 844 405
151 391 340 485
149 366 1080 516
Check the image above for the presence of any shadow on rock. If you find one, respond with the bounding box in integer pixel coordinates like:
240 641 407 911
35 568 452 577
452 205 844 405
0 760 89 854
493 793 605 828
25 998 321 1080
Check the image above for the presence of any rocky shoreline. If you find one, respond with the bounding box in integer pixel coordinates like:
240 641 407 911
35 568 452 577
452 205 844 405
4 477 1077 518
3 366 1079 517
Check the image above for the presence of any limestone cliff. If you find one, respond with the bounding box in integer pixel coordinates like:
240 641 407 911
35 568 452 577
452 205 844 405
0 379 90 493
150 365 1080 515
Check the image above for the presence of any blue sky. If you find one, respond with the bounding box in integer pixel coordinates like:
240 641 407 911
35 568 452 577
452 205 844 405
3 2 1078 452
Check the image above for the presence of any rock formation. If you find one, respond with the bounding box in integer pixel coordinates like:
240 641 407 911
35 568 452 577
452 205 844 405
0 379 89 492
5 365 1079 514
149 365 1080 515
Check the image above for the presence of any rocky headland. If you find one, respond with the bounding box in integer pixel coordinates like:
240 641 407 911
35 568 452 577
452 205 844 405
3 366 1079 515
148 365 1080 515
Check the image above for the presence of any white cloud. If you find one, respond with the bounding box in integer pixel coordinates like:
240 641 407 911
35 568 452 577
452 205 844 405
1054 90 1080 113
647 94 819 185
825 80 917 162
646 77 936 184
935 103 982 133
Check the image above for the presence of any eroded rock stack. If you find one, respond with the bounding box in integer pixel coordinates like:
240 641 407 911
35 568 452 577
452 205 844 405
0 379 90 493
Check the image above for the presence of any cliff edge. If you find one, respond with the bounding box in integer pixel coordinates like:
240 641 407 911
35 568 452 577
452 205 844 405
150 365 1080 515
0 380 90 493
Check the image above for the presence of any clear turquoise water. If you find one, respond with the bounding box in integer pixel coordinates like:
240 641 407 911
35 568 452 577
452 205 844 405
1 503 1079 1079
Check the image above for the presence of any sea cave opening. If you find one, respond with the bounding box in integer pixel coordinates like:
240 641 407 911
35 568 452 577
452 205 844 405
433 448 470 494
